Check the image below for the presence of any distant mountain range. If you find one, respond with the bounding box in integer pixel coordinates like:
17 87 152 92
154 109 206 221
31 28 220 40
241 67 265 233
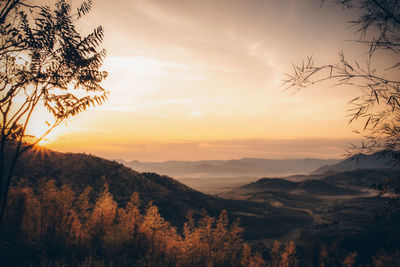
116 158 341 178
313 152 400 174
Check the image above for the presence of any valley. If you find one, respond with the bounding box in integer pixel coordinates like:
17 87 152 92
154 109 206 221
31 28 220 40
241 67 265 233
117 157 341 195
144 153 400 263
211 161 400 264
4 146 400 265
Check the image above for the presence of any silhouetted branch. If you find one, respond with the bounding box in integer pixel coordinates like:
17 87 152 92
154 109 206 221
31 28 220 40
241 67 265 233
287 0 400 156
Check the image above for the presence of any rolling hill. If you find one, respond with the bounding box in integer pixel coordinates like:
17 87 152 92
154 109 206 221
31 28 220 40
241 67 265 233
7 145 312 239
241 177 360 196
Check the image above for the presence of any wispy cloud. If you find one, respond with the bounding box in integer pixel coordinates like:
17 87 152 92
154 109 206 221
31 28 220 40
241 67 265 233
135 0 194 29
49 0 370 161
98 98 195 117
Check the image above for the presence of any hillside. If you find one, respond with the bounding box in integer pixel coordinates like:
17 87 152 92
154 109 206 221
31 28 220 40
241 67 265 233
12 148 211 226
239 165 400 197
320 168 400 188
241 177 360 196
241 178 298 191
8 146 312 239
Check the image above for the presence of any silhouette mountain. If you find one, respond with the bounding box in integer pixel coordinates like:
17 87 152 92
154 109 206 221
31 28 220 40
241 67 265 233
313 152 400 174
320 168 400 188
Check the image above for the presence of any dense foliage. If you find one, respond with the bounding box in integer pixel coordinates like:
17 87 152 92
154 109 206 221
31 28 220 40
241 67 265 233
0 180 265 266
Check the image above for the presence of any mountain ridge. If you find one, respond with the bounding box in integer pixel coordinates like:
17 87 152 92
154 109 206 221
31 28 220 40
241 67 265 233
313 152 400 174
117 157 341 178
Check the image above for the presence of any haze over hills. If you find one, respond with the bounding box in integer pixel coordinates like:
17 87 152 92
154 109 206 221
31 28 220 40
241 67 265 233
117 158 341 178
218 157 400 260
238 168 400 196
234 153 400 198
115 158 342 194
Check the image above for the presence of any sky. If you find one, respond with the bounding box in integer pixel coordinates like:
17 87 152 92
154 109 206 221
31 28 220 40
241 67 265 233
27 0 390 161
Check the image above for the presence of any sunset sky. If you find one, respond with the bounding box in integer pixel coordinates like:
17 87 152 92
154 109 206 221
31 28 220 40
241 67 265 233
28 0 391 161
